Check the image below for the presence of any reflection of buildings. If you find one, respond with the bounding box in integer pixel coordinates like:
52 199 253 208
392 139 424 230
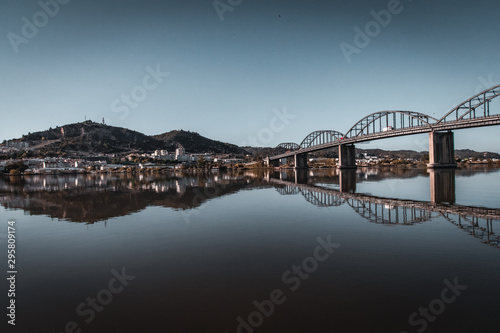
0 172 264 223
3 158 110 174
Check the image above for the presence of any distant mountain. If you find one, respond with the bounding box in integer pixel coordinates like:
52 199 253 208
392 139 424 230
356 149 426 160
152 130 248 155
247 147 500 160
3 121 248 156
242 146 284 158
349 148 499 160
454 149 500 159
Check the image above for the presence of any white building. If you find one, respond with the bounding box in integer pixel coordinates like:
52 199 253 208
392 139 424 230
156 154 176 161
176 154 194 162
153 150 169 157
175 147 185 157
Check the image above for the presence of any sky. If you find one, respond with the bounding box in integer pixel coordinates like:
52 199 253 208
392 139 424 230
1 0 500 152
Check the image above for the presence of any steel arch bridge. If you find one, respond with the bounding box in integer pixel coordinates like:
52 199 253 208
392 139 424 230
299 130 345 148
268 84 500 163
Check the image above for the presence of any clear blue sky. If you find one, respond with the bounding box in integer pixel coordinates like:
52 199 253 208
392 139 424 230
2 0 500 152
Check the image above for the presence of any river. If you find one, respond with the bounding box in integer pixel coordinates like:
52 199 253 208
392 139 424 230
1 166 499 332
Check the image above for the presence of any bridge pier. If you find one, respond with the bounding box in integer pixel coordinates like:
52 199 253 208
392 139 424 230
266 158 279 168
338 144 357 169
294 153 309 169
280 158 287 166
429 169 456 204
427 131 457 169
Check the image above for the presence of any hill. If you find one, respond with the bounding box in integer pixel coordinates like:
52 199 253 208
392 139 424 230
3 121 248 157
9 121 165 156
152 130 248 154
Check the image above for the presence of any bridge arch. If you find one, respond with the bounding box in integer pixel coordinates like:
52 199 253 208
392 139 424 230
299 188 343 207
299 130 345 149
276 185 300 195
344 198 432 225
276 142 300 151
438 84 500 123
344 111 438 138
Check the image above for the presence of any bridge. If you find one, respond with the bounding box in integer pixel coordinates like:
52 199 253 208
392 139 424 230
266 172 500 248
267 85 500 169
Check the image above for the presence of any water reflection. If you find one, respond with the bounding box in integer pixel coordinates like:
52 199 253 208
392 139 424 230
268 169 500 248
0 172 268 223
429 169 456 204
1 168 499 247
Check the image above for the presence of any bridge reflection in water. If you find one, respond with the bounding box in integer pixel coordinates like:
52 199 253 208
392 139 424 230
267 168 500 248
430 169 455 204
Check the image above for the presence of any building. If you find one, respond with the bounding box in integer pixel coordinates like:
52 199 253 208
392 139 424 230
175 147 185 158
153 150 169 157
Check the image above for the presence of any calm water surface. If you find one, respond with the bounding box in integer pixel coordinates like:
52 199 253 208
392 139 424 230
1 167 499 332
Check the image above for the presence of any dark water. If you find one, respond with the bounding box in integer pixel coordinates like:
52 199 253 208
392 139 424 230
1 167 499 333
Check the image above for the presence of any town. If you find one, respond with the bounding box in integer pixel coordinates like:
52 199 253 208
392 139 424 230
1 144 499 176
0 145 251 175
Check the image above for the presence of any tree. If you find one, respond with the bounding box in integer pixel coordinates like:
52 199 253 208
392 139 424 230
197 156 207 168
5 161 28 174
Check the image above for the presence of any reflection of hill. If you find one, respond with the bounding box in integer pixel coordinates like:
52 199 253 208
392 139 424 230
0 173 265 223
